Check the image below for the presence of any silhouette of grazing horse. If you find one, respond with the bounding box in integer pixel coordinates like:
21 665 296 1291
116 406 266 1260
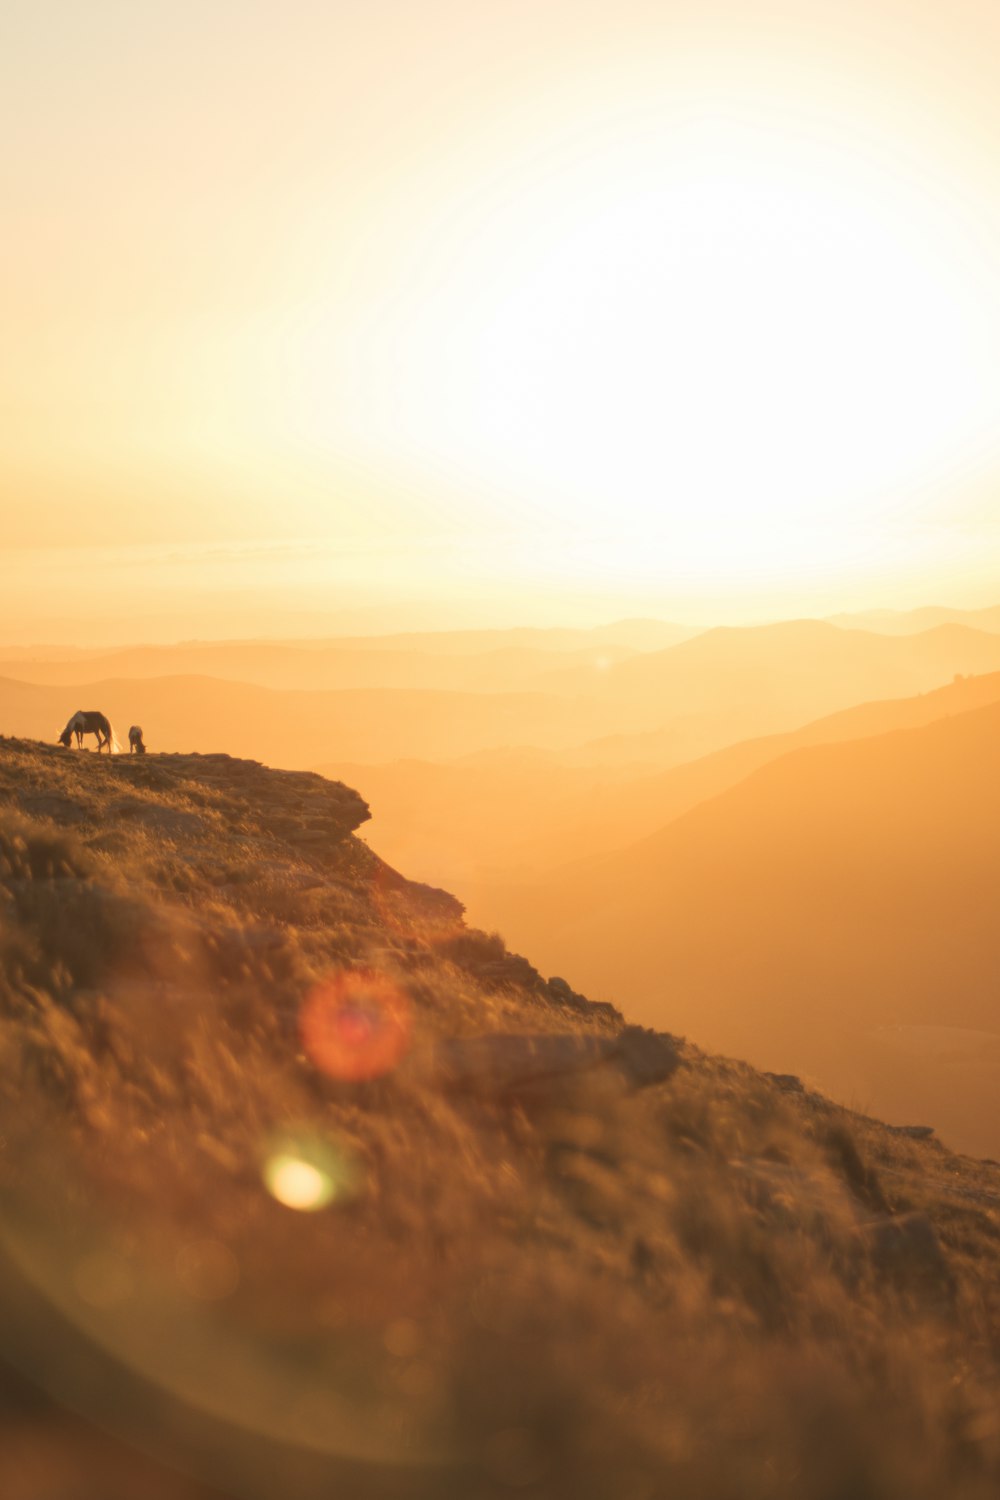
58 710 119 754
128 725 146 755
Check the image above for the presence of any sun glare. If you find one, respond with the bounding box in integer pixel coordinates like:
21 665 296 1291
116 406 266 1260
285 102 1000 588
7 8 1000 620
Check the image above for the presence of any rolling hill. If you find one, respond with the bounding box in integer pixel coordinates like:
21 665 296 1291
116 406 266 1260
317 669 1000 893
827 604 1000 635
543 618 1000 713
0 618 697 693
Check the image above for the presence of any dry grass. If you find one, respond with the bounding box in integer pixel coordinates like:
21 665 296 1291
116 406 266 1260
1 735 999 1499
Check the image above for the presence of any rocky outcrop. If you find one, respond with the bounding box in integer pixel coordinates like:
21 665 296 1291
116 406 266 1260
0 739 370 857
425 1024 682 1100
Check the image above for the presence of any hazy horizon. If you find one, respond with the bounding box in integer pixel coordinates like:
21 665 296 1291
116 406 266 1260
4 556 1000 648
6 0 1000 642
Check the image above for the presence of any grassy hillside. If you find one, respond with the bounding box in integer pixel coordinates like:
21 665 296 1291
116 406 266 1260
486 699 1000 1158
2 737 1000 1498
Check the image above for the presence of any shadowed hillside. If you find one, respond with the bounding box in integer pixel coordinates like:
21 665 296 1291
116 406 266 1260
2 738 1000 1498
485 699 1000 1159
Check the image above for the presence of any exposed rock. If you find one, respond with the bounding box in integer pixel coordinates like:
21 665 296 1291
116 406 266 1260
615 1025 684 1088
764 1072 805 1093
476 954 547 991
886 1124 936 1140
547 975 623 1025
430 1033 611 1094
427 1027 682 1099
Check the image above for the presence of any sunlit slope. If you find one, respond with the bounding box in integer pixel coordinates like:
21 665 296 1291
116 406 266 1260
4 737 1000 1497
320 670 1000 890
490 699 1000 1157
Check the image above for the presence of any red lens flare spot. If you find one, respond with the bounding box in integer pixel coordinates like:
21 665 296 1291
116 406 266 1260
300 970 412 1081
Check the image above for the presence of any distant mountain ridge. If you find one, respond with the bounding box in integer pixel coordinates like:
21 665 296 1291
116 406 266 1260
827 603 1000 634
0 617 696 684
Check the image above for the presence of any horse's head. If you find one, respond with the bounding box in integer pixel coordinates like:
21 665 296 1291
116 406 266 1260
58 728 72 747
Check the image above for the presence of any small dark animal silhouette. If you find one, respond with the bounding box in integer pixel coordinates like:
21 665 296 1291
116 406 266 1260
58 711 118 753
128 725 146 755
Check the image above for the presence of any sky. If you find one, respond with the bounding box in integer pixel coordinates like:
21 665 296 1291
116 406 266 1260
4 0 1000 640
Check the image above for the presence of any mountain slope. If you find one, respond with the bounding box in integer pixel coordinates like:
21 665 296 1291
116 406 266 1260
2 737 1000 1498
490 699 1000 1157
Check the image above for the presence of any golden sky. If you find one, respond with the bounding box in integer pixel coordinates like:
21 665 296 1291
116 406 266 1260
4 0 1000 637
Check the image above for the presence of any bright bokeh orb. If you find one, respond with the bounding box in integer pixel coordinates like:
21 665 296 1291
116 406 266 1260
263 1154 336 1212
299 970 412 1082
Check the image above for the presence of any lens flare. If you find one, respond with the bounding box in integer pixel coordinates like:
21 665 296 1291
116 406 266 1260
300 969 412 1081
261 1131 365 1211
264 1154 336 1212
